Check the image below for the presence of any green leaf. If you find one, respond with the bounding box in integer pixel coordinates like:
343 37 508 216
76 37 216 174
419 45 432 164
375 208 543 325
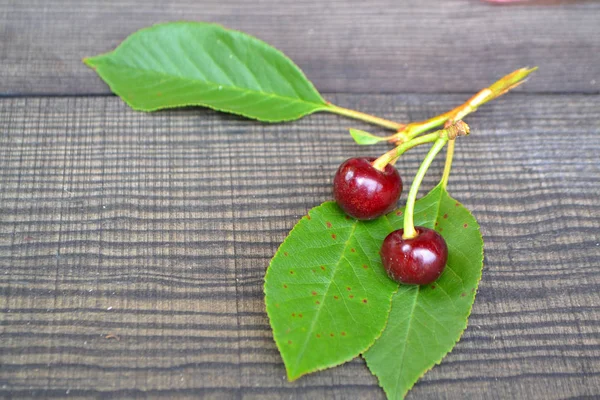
84 22 328 122
349 128 386 145
264 202 398 380
363 184 484 399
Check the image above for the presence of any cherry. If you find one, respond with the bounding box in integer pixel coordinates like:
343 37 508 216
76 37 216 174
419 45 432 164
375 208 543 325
380 226 448 285
333 157 402 220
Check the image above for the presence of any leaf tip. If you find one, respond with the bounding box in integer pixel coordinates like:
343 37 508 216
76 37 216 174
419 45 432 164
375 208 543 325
285 364 303 382
82 56 101 70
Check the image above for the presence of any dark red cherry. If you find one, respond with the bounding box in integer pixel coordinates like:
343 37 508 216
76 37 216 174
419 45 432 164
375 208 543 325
333 157 402 220
380 227 448 285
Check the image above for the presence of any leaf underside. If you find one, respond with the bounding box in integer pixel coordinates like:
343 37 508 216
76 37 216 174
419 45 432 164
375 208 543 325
363 184 484 400
264 202 398 380
85 22 328 122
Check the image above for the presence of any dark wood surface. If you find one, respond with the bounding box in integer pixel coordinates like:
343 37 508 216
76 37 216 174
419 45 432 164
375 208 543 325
1 0 599 95
1 1 600 399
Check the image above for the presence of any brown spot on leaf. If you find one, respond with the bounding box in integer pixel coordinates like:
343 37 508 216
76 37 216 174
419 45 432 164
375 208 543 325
461 292 466 297
156 92 162 97
341 332 346 336
362 265 368 269
345 215 351 220
316 334 321 338
284 252 288 256
312 269 316 273
439 228 443 232
443 213 448 219
435 222 438 226
362 299 368 304
291 313 296 317
326 221 332 228
455 202 460 207
298 314 303 318
350 248 356 253
320 266 326 271
275 303 280 308
349 294 354 299
307 215 311 220
471 288 476 292
396 210 403 216
315 300 320 305
283 284 288 289
311 291 317 296
347 287 351 291
330 333 334 337
463 223 468 228
331 234 337 240
289 270 294 275
431 285 436 290
333 296 339 300
288 340 292 344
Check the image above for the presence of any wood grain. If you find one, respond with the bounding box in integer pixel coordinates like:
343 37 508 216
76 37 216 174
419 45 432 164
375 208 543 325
1 0 599 96
0 94 599 398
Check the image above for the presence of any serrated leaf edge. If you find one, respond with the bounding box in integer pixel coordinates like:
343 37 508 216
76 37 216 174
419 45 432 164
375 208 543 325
363 188 485 400
84 21 329 122
264 201 398 381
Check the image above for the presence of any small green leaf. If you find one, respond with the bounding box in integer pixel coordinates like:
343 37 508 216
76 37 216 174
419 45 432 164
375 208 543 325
363 184 484 399
349 128 386 145
85 22 328 122
265 202 397 380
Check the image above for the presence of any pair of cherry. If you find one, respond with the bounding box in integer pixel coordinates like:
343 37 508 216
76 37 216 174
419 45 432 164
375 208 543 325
333 157 447 285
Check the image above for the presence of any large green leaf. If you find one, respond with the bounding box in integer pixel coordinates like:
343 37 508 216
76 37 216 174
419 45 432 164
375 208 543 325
84 22 328 122
264 202 398 380
363 184 484 399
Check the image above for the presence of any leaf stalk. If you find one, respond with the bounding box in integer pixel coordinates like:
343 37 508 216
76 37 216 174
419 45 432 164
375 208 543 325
388 67 537 144
326 104 406 132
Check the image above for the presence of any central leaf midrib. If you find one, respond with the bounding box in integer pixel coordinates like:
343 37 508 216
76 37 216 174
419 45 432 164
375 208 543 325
101 58 328 109
392 287 419 397
292 221 358 374
389 187 447 395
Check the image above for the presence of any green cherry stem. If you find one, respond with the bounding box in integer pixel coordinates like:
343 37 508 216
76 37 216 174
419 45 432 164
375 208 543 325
371 132 440 171
403 139 448 239
402 121 470 239
440 139 455 189
372 120 470 172
326 103 406 132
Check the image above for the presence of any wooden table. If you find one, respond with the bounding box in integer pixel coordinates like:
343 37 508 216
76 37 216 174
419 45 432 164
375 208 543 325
1 1 599 398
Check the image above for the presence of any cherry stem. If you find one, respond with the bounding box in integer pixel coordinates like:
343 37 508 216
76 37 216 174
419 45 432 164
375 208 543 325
389 67 537 144
440 139 455 189
372 121 470 172
371 132 439 171
326 104 405 131
403 138 448 239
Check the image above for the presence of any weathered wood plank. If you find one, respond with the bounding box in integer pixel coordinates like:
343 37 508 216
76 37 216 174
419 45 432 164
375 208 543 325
0 0 599 95
0 94 599 399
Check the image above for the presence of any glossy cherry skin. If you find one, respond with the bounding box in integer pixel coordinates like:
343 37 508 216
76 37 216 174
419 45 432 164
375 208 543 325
380 226 448 285
333 157 402 220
